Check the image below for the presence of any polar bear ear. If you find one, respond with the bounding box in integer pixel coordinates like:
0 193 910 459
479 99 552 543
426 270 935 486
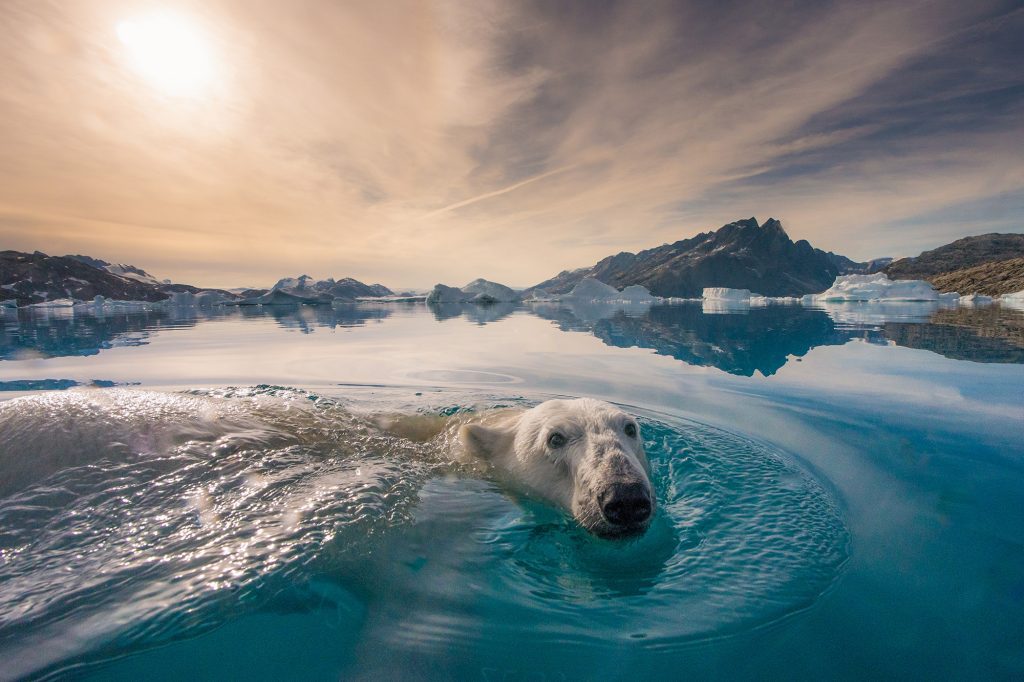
460 422 514 460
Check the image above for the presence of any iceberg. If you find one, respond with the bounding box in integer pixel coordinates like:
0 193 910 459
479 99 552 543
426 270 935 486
461 279 522 303
618 285 658 303
426 284 471 305
168 290 233 307
565 277 620 300
564 277 657 302
810 273 940 302
28 298 76 308
703 288 752 301
233 289 331 306
959 293 993 306
523 288 556 302
1000 288 1024 311
427 279 521 305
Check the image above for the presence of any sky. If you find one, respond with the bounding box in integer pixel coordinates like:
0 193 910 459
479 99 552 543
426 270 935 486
1 0 1023 289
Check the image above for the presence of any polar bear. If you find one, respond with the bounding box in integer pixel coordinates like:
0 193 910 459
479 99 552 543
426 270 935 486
460 398 655 539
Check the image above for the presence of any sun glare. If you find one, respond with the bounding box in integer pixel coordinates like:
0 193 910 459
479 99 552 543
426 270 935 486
117 12 216 97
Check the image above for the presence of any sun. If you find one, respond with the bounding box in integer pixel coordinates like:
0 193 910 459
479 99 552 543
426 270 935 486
117 12 216 97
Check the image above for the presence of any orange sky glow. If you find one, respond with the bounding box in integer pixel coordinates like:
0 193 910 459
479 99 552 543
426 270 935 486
2 0 1022 289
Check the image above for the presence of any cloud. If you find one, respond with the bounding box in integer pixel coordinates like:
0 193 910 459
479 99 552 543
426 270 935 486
0 0 1022 287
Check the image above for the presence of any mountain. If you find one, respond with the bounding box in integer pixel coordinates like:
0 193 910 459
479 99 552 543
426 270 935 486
1 250 170 305
66 255 163 286
1 253 394 307
234 275 394 305
885 233 1024 280
269 275 393 300
527 217 844 298
927 257 1024 296
823 251 868 274
426 279 522 305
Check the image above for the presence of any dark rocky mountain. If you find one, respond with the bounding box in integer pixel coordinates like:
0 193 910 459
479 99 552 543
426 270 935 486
527 217 845 298
1 252 392 306
823 251 869 274
927 257 1024 296
1 250 170 305
885 233 1024 280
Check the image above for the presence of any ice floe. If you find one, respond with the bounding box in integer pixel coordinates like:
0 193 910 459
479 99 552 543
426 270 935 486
702 287 752 301
809 273 941 302
564 277 657 303
959 293 994 306
999 289 1024 310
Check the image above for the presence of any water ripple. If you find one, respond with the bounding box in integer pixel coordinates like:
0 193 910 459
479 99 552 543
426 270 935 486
0 387 848 679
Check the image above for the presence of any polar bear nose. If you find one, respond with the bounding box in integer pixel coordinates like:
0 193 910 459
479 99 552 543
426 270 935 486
599 482 652 526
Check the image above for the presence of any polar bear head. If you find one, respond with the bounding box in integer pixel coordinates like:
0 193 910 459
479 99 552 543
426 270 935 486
461 398 654 539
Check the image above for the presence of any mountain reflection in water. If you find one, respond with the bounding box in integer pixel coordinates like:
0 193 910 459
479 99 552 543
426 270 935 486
0 305 393 360
1 300 1021 373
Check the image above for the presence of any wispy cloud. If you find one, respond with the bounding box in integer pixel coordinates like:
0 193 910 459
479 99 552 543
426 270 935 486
0 0 1021 287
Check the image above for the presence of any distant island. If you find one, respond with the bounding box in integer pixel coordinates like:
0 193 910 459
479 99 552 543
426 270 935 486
3 218 1024 308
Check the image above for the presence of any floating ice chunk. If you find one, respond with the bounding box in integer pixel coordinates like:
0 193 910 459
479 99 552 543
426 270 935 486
959 293 993 306
811 273 940 302
566 277 620 300
461 279 521 303
426 284 471 304
1000 288 1024 311
427 279 521 305
561 277 658 303
618 285 657 303
170 290 196 306
523 288 555 302
703 287 752 301
28 298 76 308
235 289 331 306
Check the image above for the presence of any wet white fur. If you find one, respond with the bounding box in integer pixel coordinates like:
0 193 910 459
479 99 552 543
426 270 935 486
460 398 653 535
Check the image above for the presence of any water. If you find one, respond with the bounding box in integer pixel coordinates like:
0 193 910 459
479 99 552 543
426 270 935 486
0 300 1022 680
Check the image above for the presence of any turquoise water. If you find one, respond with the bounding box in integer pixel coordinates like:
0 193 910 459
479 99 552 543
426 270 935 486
1 301 1022 680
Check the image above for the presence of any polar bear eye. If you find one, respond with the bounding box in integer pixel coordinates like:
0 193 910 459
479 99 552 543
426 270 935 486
547 432 567 449
624 423 638 438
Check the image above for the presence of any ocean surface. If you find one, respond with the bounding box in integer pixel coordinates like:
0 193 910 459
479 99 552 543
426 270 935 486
0 299 1022 680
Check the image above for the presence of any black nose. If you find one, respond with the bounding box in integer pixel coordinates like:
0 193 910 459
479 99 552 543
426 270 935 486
599 482 652 526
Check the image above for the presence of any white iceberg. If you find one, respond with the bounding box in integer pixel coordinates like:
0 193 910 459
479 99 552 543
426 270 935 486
426 279 522 305
426 284 471 304
28 298 76 308
618 285 658 303
563 277 658 303
999 288 1024 310
168 290 232 307
959 293 993 306
811 273 940 302
523 288 556 302
566 277 620 300
461 279 522 303
702 287 752 301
